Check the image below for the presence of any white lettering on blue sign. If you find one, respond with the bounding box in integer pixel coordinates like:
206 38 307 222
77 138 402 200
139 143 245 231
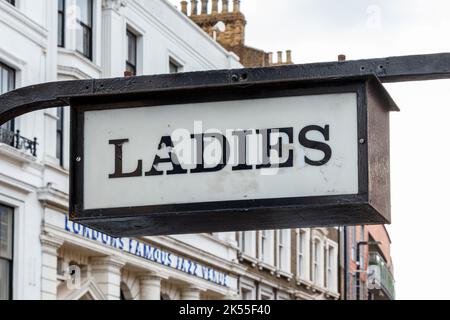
64 216 229 287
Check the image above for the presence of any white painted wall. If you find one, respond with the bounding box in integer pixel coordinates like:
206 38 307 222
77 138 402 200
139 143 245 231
0 0 241 300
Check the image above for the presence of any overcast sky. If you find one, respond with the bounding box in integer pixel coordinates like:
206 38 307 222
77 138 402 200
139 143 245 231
168 0 450 300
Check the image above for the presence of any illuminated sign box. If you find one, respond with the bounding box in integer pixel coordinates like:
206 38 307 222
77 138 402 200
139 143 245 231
69 74 398 236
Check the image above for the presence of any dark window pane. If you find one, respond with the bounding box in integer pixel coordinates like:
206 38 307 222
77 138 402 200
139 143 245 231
126 30 137 75
75 0 92 59
0 206 13 260
0 63 15 133
56 108 63 165
58 0 65 47
58 15 64 47
0 205 13 300
169 60 179 74
4 0 15 6
0 259 11 300
76 24 92 59
1 68 8 93
127 31 137 65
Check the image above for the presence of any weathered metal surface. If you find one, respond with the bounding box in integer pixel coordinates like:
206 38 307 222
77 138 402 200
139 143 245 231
69 76 395 236
0 53 448 125
0 79 92 125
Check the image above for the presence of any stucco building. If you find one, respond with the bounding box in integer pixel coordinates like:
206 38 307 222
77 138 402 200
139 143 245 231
0 0 340 300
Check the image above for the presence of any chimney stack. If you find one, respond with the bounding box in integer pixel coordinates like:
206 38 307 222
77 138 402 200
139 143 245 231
268 52 273 65
286 50 292 64
211 0 219 13
233 0 240 12
277 51 283 64
190 0 198 15
338 54 346 61
201 0 208 14
222 0 229 13
180 1 188 15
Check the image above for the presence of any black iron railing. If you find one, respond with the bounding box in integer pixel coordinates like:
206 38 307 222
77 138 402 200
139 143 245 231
0 127 37 157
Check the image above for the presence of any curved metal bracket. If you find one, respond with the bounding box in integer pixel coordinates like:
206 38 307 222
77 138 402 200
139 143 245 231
1 52 449 125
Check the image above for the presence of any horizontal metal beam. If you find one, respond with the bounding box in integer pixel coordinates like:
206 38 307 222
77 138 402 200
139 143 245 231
1 52 450 125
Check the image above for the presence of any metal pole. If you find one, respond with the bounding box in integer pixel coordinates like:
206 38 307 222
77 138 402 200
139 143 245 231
343 226 348 300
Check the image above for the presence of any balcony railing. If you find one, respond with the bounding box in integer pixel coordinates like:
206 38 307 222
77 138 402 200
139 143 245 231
0 128 37 157
368 252 395 300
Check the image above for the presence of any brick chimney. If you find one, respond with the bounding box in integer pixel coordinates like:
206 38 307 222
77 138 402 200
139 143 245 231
190 0 198 16
211 0 218 14
181 0 246 49
179 1 294 68
181 0 188 15
201 0 208 14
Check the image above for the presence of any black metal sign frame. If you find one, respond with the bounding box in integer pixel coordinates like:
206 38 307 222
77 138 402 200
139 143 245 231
6 52 448 236
0 53 447 126
68 74 397 236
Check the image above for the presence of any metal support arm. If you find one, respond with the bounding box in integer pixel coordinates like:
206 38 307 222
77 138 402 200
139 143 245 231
1 52 450 126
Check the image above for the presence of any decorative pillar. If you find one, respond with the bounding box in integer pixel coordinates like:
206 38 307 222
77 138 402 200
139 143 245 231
181 286 202 300
211 0 218 13
233 0 240 12
222 0 229 13
40 235 64 300
191 0 198 15
101 0 127 77
90 256 125 300
180 1 188 15
139 273 165 300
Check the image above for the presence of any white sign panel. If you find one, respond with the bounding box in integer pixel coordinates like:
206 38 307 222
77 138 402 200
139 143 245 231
83 93 358 210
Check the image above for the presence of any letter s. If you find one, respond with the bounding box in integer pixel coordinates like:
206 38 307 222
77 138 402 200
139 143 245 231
299 125 332 166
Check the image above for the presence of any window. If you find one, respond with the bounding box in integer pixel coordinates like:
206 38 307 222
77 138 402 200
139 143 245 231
327 245 337 291
3 0 15 6
56 107 64 166
239 231 247 253
0 63 15 140
75 0 93 60
261 230 267 258
259 287 274 300
238 231 256 257
241 288 253 300
58 0 65 47
169 58 182 74
0 205 13 300
259 230 274 265
312 239 321 285
126 29 137 75
276 229 290 272
297 229 306 279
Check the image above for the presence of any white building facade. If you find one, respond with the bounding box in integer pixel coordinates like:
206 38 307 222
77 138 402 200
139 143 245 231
0 0 339 300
